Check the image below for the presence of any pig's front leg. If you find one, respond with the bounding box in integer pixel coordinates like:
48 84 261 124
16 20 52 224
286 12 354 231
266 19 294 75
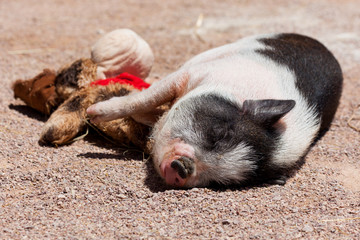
86 71 187 123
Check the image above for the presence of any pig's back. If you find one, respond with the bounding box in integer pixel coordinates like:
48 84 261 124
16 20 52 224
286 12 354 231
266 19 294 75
256 33 343 132
184 33 342 133
181 33 343 168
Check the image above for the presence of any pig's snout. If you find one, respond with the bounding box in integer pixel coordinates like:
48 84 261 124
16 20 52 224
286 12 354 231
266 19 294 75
171 156 194 179
164 156 194 187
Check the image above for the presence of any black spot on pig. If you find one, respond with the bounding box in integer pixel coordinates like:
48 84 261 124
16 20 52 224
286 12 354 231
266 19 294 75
191 94 242 152
191 95 284 161
258 33 343 133
189 94 298 182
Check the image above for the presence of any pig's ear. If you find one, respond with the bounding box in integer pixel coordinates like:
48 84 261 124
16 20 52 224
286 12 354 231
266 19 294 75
242 99 295 127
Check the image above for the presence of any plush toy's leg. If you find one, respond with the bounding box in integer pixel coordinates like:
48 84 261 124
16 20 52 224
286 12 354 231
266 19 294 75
84 84 151 150
96 118 150 151
39 92 87 145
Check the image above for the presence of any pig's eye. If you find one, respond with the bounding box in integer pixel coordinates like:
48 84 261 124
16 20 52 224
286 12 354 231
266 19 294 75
208 124 227 145
188 93 242 152
204 122 237 151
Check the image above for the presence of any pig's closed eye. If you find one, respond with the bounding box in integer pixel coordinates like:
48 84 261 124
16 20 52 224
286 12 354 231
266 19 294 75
209 125 227 143
205 123 236 151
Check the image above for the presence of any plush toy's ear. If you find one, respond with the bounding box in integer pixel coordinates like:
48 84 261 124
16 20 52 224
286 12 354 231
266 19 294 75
242 99 295 127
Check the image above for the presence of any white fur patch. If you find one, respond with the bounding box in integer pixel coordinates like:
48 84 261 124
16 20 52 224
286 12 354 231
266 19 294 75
206 143 255 185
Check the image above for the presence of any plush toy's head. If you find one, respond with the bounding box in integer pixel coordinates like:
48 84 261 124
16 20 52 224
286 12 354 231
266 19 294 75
55 58 97 101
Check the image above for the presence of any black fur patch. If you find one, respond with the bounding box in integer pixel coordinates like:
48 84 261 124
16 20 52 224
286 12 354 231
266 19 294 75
257 33 343 131
39 127 55 144
63 95 83 112
191 94 242 152
190 94 278 162
182 94 288 183
55 59 83 89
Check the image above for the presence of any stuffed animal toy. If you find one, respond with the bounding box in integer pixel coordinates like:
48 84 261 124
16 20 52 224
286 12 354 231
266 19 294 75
13 29 157 152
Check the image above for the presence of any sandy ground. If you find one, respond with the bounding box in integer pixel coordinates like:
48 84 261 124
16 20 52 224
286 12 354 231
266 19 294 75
1 0 359 239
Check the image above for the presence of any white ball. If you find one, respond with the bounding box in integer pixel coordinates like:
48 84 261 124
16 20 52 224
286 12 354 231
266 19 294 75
91 29 154 79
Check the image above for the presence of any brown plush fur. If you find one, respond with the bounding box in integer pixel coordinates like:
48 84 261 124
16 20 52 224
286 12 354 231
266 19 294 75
39 83 151 151
13 69 59 115
55 58 97 101
13 58 154 152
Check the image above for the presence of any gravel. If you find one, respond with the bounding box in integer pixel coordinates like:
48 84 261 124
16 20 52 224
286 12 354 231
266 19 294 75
1 0 359 239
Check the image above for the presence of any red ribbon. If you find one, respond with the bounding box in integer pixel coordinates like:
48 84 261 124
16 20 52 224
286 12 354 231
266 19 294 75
90 72 150 90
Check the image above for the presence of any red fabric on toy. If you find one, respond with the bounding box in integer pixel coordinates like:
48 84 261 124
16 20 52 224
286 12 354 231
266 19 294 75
90 72 150 90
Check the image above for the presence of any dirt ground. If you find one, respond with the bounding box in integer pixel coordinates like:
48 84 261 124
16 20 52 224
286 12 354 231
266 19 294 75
1 0 359 239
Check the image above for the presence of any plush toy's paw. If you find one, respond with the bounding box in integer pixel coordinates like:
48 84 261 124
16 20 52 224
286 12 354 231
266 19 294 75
39 112 84 146
39 93 86 145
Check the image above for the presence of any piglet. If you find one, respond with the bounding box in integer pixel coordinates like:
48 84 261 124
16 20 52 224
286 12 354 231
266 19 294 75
87 33 343 188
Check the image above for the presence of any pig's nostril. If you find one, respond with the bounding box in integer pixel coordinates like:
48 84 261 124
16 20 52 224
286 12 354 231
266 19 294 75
170 156 194 180
171 160 187 179
180 157 194 174
163 163 186 187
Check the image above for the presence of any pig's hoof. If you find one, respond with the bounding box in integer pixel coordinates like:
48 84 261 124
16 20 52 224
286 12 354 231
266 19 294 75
267 176 287 185
86 104 114 123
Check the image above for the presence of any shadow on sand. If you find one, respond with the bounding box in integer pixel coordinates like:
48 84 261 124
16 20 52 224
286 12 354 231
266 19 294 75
9 104 48 122
9 102 310 193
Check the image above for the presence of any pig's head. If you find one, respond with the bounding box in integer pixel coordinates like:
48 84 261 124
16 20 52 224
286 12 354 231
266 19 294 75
151 93 295 188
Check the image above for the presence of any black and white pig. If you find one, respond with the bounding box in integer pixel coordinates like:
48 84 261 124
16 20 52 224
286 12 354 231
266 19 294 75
87 33 343 188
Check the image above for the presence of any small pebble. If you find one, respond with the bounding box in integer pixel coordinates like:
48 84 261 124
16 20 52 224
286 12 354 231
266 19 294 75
303 224 314 233
57 194 66 199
